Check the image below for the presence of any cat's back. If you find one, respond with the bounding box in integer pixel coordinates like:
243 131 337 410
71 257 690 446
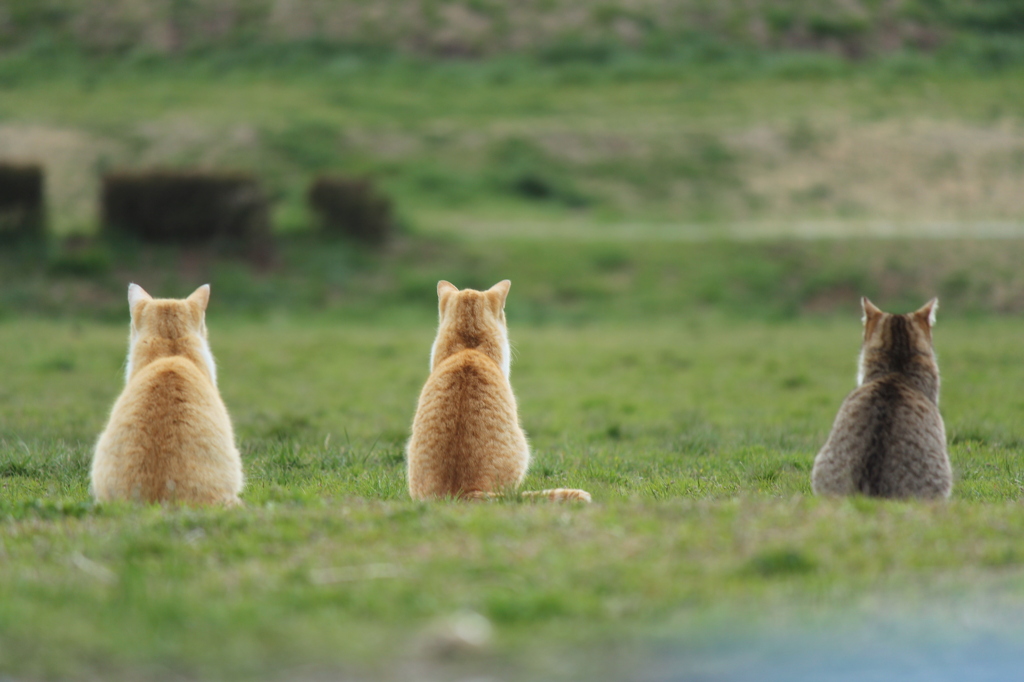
95 355 239 504
841 376 946 497
409 348 528 499
407 280 530 500
836 374 944 447
412 348 523 458
92 283 242 505
812 298 951 499
419 348 515 417
113 355 227 434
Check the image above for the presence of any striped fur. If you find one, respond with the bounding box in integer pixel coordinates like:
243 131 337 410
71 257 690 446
812 297 951 499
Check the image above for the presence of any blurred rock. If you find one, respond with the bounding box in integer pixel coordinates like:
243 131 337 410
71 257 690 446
418 611 494 660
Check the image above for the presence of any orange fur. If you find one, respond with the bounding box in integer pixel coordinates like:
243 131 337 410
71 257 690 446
91 284 244 505
407 280 591 503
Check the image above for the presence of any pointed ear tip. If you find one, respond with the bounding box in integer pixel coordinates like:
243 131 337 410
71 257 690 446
861 296 883 312
437 280 457 299
128 283 148 301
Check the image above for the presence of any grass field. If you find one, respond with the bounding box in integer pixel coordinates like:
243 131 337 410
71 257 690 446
3 302 1024 680
4 14 1024 679
9 236 1024 322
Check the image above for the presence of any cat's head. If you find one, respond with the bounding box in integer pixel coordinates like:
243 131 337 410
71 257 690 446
431 280 511 376
857 297 938 387
126 283 216 384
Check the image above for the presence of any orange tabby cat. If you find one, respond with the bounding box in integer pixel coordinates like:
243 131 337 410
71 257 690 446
812 297 951 499
91 284 244 505
407 280 591 502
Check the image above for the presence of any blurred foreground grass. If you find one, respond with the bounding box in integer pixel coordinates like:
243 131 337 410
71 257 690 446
2 314 1024 679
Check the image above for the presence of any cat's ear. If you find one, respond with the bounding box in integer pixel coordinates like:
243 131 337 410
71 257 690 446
861 297 882 322
488 280 511 311
914 297 938 328
861 297 883 338
128 283 152 313
188 284 211 312
437 280 458 316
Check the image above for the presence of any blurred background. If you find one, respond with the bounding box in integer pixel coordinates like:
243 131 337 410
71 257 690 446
1 0 1023 321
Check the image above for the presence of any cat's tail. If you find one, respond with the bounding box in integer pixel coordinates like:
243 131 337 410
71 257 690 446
522 488 592 503
463 491 500 501
462 489 592 503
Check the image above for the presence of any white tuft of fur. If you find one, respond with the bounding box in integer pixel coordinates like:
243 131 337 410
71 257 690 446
125 324 141 384
124 343 135 384
198 325 218 386
127 283 150 310
429 331 441 372
125 283 147 383
498 323 511 379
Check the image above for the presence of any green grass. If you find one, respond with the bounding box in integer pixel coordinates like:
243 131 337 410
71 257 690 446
3 312 1024 679
7 236 1024 321
3 16 1024 679
3 0 1024 68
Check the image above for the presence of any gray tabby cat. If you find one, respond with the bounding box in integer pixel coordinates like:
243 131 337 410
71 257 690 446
812 298 952 499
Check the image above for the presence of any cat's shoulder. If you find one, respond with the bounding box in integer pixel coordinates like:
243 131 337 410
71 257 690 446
430 348 505 382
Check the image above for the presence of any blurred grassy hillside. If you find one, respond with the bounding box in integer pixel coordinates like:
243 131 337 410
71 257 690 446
2 56 1024 236
2 0 1024 319
3 0 1024 60
2 0 1024 234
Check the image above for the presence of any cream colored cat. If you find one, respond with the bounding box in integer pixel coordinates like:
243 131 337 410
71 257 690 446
91 284 244 505
812 297 951 499
407 280 591 502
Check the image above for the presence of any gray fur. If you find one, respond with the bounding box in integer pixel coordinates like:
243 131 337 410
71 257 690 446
812 298 952 499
